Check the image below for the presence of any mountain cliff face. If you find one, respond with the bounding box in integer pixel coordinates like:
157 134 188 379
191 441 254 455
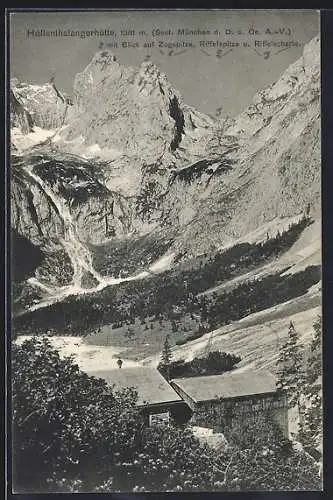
11 80 70 131
10 88 34 134
10 36 320 307
178 36 320 256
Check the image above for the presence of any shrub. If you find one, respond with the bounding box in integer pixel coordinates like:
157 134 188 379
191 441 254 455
158 351 241 380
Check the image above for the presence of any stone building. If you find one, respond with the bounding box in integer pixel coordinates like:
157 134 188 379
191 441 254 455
170 369 288 437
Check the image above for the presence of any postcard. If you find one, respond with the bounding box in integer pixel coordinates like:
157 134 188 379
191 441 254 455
8 9 322 493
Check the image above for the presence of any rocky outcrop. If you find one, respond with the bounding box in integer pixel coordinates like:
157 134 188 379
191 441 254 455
11 152 138 246
11 80 70 131
11 157 64 245
10 89 34 134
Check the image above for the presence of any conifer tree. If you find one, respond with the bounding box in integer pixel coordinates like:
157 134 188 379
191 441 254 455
276 320 304 408
160 335 173 381
298 316 322 455
305 316 321 387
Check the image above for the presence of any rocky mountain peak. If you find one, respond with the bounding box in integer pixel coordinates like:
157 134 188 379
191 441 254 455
11 80 70 131
92 49 118 65
73 50 124 106
137 60 167 83
53 53 218 162
225 36 320 142
135 60 167 95
302 35 320 76
10 50 219 164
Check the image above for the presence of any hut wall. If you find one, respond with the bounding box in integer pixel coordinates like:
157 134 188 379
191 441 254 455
192 392 288 437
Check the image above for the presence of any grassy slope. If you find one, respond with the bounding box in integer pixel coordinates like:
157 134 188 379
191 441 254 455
153 287 320 371
84 314 200 361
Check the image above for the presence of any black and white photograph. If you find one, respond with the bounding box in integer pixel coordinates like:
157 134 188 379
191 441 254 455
9 9 322 492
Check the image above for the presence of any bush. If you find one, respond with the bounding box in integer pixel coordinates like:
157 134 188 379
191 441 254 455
222 414 321 491
12 337 141 492
158 351 241 380
175 338 188 346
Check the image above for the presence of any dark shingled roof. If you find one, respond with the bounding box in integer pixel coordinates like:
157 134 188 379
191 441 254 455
86 367 182 406
171 370 278 403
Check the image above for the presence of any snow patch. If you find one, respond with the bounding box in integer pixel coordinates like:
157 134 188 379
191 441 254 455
149 252 175 273
11 126 55 151
81 144 123 160
52 134 123 161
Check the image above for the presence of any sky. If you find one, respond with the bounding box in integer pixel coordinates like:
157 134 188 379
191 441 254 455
10 10 320 116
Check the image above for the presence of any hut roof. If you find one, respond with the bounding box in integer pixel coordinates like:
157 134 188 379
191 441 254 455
87 366 182 406
171 370 278 403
